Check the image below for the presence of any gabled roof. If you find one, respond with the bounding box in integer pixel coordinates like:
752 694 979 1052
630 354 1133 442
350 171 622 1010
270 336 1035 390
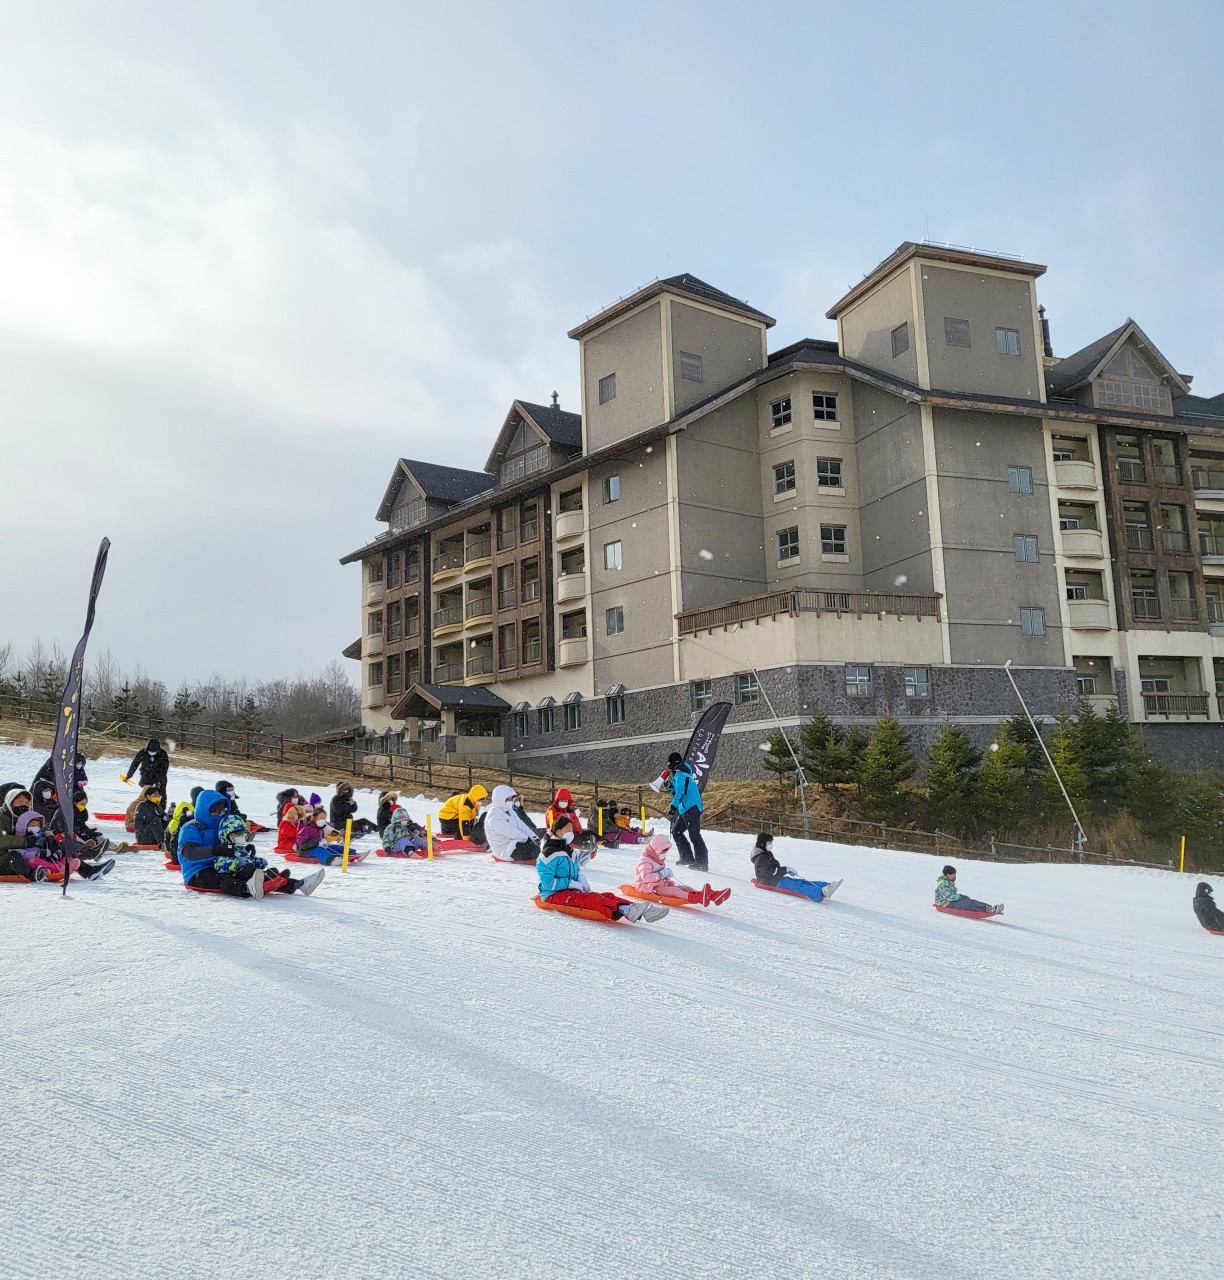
1045 319 1191 399
484 398 583 473
1177 392 1224 424
390 681 510 720
375 458 496 521
341 638 362 660
568 273 775 339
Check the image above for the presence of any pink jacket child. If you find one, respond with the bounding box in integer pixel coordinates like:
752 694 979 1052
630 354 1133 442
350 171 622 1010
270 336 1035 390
14 811 80 880
634 834 730 907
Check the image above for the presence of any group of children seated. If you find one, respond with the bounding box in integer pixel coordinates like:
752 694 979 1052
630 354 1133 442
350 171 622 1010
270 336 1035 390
0 756 117 883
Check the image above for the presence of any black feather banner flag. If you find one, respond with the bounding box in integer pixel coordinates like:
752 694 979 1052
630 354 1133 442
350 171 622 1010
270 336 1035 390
683 700 731 795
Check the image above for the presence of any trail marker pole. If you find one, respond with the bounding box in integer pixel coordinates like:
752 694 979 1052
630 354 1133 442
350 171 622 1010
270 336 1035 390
1180 834 1186 873
427 813 434 860
341 818 352 873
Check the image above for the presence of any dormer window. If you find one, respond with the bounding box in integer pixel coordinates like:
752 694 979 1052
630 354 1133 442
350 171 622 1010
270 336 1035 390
499 419 551 485
1096 345 1171 412
389 486 427 531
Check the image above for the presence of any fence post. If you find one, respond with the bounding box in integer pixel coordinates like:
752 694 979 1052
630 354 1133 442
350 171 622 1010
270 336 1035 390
353 745 358 777
990 835 996 859
389 755 395 783
211 723 217 754
467 763 473 791
245 732 251 760
427 760 432 788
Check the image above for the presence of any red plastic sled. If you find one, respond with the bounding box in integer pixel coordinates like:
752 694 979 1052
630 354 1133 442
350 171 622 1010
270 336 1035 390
492 854 537 865
532 893 625 924
431 838 487 853
164 861 179 871
752 878 812 899
94 812 126 821
284 851 337 864
934 904 1000 920
186 874 290 897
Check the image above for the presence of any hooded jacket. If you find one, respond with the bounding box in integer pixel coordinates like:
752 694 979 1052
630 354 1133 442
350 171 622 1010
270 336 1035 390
544 787 583 834
635 834 684 895
177 789 228 882
0 790 34 851
934 874 961 908
14 809 48 851
437 785 488 837
536 834 588 898
1194 883 1224 932
485 785 539 860
32 751 87 795
330 787 359 829
134 796 166 845
127 739 169 789
214 780 246 819
750 840 786 887
669 761 702 815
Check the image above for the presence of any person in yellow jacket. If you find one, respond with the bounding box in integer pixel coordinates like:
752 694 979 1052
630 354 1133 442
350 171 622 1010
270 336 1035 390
437 784 489 840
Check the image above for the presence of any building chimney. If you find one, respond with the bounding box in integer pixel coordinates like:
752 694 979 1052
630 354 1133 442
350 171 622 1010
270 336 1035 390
551 390 559 409
1038 305 1053 358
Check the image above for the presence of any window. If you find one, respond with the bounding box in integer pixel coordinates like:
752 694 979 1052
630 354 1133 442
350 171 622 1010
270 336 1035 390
559 546 585 578
512 712 529 738
558 486 583 513
598 373 616 405
1066 581 1087 601
996 328 1020 356
1008 466 1033 494
538 706 555 734
1077 674 1097 695
1161 504 1189 552
944 317 971 348
1116 436 1145 483
1052 447 1074 462
821 525 847 555
770 397 792 430
1051 435 1089 463
817 457 843 488
387 600 403 642
1013 535 1038 563
498 624 516 669
1140 675 1171 694
368 559 384 583
904 667 930 698
521 558 540 602
1065 570 1102 602
690 679 713 712
561 609 588 640
603 540 622 570
774 461 796 495
1131 570 1160 619
1097 346 1171 412
386 653 403 696
606 693 626 725
368 610 383 635
565 700 582 731
387 552 402 588
1153 439 1181 485
846 665 872 697
521 617 542 664
891 323 910 358
777 526 800 562
525 444 549 475
1019 607 1046 636
812 392 838 421
603 474 620 503
606 605 624 636
1169 571 1197 621
367 661 383 687
680 351 703 382
1124 503 1152 550
1059 515 1080 530
736 673 760 704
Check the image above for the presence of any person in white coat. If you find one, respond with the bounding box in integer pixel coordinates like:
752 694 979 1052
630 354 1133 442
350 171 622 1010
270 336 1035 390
485 784 541 863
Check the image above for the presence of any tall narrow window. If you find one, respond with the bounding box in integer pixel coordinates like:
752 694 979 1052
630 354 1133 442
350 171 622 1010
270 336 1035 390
996 328 1020 356
603 540 622 570
368 662 383 687
368 610 383 635
1013 535 1039 563
1008 466 1033 494
774 461 796 495
777 527 800 562
679 351 703 382
606 605 625 635
606 693 626 725
1019 607 1046 636
598 373 616 404
564 699 582 731
603 474 620 503
891 323 910 357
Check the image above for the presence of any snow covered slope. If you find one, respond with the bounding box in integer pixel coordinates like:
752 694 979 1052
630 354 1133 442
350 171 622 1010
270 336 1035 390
2 743 1222 1280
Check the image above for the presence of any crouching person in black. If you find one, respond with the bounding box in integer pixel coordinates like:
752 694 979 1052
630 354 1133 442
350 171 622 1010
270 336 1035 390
178 789 323 900
330 782 376 835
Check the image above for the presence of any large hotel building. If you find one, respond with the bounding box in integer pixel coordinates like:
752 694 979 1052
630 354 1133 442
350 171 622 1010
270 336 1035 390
340 242 1224 777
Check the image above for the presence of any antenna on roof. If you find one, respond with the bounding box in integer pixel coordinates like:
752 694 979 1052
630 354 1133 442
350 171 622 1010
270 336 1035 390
551 390 559 409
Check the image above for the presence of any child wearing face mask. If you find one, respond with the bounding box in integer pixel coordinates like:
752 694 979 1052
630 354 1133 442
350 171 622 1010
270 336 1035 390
293 804 345 864
535 814 667 923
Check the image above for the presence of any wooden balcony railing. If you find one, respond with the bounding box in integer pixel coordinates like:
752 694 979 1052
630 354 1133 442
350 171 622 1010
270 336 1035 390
1143 693 1209 718
677 588 942 636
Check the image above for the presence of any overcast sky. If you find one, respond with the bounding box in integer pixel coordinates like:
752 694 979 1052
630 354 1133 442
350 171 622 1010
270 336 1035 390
3 0 1222 689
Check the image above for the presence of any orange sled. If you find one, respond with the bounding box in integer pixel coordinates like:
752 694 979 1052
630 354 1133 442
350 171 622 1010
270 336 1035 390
1 871 65 884
618 884 696 908
532 893 625 924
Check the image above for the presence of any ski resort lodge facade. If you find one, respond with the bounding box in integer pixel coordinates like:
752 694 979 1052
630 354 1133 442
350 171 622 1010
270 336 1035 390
340 243 1224 778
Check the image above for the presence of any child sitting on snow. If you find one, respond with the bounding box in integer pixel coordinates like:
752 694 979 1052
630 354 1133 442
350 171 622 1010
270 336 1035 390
164 799 194 863
934 865 1001 915
134 788 166 846
381 803 428 856
750 833 841 903
634 833 729 906
2 810 82 882
537 814 667 923
292 805 345 864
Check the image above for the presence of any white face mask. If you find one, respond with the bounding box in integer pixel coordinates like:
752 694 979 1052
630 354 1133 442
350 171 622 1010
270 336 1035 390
562 832 574 845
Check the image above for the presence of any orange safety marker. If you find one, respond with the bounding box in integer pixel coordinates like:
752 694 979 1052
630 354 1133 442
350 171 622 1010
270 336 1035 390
341 818 353 873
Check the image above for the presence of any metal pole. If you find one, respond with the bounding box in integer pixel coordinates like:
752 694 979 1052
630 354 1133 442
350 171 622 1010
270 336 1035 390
1003 660 1087 859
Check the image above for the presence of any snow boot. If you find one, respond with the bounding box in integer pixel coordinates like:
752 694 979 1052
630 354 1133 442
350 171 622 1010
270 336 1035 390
994 903 1004 915
93 837 112 855
80 858 116 881
822 879 843 901
247 867 265 900
33 865 48 883
298 869 325 897
619 900 650 922
709 886 731 906
641 903 670 923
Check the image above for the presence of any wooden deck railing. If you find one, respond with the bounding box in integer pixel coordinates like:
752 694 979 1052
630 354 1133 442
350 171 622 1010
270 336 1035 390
677 588 942 635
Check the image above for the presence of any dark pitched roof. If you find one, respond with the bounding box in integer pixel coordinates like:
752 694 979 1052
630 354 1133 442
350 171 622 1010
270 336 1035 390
1176 392 1224 423
341 638 362 660
1045 321 1130 396
403 459 497 503
517 400 583 451
390 682 510 719
568 273 775 338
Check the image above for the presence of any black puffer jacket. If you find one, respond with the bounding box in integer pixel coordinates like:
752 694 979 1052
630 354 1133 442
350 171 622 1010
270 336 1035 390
1194 883 1224 933
31 751 88 794
134 799 166 846
127 740 169 790
750 842 786 887
331 789 358 829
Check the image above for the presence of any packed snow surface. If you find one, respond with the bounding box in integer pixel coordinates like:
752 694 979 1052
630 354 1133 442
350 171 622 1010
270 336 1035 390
2 743 1222 1280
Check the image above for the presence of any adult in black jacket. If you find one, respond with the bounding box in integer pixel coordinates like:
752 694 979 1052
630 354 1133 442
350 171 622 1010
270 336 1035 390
215 780 247 819
330 783 375 835
30 779 59 823
30 750 88 801
1193 882 1224 933
125 739 169 792
276 788 304 821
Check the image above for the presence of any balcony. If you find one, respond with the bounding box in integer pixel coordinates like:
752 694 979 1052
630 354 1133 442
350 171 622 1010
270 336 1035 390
556 570 587 604
1125 527 1153 551
1156 464 1182 486
558 636 588 667
1171 598 1199 622
1132 596 1161 621
496 529 516 552
554 510 584 543
365 631 384 656
1060 528 1105 558
1066 598 1112 630
432 606 464 637
1200 534 1224 565
1143 693 1210 719
1192 466 1224 498
433 661 463 683
362 685 386 709
405 616 421 638
365 581 385 605
433 549 465 579
1165 531 1190 552
466 653 494 677
466 596 493 621
498 588 517 611
678 588 942 635
1054 459 1098 490
465 538 492 570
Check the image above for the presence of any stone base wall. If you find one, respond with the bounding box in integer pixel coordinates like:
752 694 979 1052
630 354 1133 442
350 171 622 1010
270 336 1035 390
1137 723 1224 770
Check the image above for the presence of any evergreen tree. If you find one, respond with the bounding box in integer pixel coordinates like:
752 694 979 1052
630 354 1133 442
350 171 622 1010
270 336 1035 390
857 717 916 824
1073 698 1132 817
1172 773 1224 866
760 729 798 795
922 721 980 833
976 723 1030 835
1123 731 1175 833
110 682 140 729
843 725 871 783
231 696 265 735
172 687 204 722
1041 714 1091 839
1005 712 1047 776
799 711 855 787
